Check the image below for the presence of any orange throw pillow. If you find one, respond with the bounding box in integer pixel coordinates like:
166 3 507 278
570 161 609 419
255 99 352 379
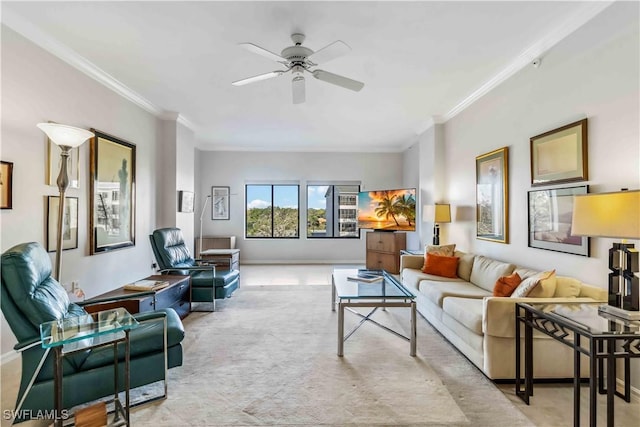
422 253 459 278
493 272 522 297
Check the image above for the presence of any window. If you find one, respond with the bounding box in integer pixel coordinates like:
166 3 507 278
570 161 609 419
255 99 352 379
246 184 299 238
307 184 360 238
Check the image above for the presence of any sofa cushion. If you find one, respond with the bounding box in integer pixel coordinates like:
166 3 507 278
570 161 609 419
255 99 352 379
422 253 459 278
513 267 541 280
442 297 484 335
403 268 465 290
455 251 475 282
493 272 522 297
425 244 456 256
420 280 491 307
469 256 516 292
554 276 582 297
512 270 556 298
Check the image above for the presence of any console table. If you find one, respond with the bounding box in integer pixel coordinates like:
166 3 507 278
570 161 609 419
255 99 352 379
84 275 191 319
515 302 640 427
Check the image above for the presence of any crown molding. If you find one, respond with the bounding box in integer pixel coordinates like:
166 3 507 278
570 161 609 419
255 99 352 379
1 8 201 129
442 1 615 122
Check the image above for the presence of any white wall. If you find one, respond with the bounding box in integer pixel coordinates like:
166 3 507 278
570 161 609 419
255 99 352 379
441 2 639 386
0 27 163 355
175 122 195 253
444 2 639 278
196 150 405 263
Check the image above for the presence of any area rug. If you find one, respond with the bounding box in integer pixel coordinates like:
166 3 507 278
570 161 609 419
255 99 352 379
130 285 534 426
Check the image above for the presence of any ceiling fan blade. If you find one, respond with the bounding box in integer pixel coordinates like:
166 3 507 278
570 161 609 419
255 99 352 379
292 76 306 104
239 43 288 64
307 40 351 65
232 70 284 86
312 70 364 92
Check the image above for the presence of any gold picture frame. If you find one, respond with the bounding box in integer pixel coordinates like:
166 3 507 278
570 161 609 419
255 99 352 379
46 196 79 252
89 130 136 254
530 119 588 186
476 147 509 243
0 161 13 209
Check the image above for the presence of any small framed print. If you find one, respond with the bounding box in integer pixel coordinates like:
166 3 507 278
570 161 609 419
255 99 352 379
1 161 13 209
178 190 194 213
530 119 588 186
47 196 79 252
212 186 230 220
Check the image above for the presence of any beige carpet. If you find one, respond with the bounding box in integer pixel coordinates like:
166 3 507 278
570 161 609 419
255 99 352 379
131 285 534 426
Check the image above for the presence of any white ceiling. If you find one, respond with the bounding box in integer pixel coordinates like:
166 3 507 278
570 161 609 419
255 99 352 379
2 1 613 152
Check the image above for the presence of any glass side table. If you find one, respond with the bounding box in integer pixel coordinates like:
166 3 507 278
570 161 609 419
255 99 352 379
40 308 139 427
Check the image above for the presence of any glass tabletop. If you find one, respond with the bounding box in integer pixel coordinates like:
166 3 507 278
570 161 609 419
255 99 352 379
524 303 640 336
40 308 139 351
333 269 415 299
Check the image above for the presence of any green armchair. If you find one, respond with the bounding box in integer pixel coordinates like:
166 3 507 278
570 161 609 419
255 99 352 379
1 242 185 423
149 228 239 312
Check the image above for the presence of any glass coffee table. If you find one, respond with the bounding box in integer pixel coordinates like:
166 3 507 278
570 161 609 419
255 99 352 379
332 269 416 356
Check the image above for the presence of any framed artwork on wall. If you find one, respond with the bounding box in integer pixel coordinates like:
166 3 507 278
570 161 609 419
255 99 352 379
46 196 79 252
178 190 194 213
528 185 589 256
0 161 13 209
476 147 509 243
89 129 136 254
530 118 588 186
212 186 230 220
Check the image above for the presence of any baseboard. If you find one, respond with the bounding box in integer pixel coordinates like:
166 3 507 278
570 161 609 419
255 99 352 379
618 378 640 403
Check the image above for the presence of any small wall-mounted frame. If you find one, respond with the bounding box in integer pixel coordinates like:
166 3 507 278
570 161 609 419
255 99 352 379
476 147 509 243
530 118 588 186
527 185 589 256
0 161 13 209
178 190 194 213
212 186 230 220
89 129 136 254
48 139 80 189
47 196 79 252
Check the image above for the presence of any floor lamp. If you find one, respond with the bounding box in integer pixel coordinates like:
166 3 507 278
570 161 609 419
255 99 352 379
37 123 94 281
199 194 211 257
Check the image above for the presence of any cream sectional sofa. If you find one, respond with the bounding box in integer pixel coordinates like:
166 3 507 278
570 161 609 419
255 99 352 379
400 251 607 380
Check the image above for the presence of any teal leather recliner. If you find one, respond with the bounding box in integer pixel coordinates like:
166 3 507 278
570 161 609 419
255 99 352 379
149 228 239 311
1 242 185 423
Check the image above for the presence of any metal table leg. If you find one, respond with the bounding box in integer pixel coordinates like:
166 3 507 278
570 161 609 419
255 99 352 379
337 301 344 357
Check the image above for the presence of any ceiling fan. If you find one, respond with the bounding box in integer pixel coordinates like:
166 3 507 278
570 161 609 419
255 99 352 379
232 33 364 104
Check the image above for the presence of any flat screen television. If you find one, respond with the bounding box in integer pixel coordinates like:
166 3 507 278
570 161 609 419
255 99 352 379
357 188 416 231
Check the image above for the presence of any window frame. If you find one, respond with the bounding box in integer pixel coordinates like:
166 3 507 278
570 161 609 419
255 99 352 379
245 183 300 239
306 183 361 239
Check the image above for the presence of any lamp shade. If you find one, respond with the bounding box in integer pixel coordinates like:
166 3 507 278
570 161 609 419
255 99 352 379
37 123 94 148
571 190 640 239
424 204 451 223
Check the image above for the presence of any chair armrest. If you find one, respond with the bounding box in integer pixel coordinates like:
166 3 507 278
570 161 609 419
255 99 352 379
78 291 156 307
159 265 216 274
133 310 167 322
14 337 43 352
400 255 424 272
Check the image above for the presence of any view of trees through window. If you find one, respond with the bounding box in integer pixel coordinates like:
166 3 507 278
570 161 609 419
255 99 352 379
307 184 360 238
246 185 299 238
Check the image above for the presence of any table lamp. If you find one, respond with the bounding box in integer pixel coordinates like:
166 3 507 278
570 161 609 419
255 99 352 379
424 204 451 245
37 123 94 281
571 189 640 318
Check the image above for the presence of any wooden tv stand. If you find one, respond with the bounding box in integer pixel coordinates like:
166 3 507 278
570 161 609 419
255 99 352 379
365 231 407 274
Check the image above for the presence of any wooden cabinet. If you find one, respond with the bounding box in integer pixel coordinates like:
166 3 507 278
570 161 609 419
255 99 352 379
84 275 192 319
365 231 407 274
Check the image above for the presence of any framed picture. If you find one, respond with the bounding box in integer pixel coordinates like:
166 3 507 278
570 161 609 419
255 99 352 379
48 140 80 189
46 196 79 252
212 186 230 220
528 185 589 256
0 161 13 209
89 130 136 254
178 190 194 213
476 147 509 243
530 118 588 186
